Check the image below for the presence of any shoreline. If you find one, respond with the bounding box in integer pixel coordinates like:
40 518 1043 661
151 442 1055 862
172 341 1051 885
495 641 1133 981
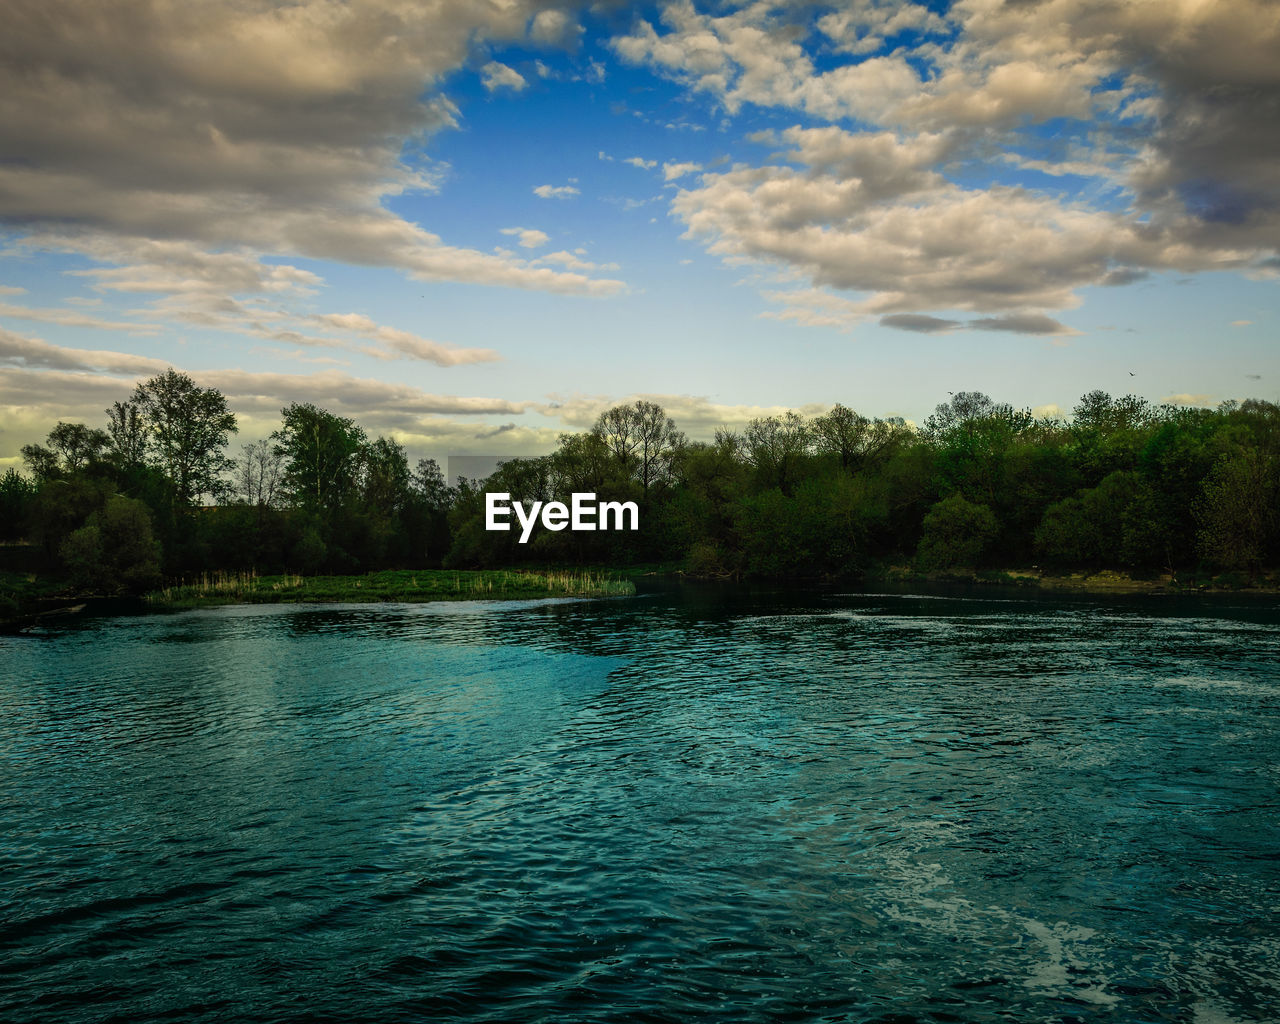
6 564 1279 630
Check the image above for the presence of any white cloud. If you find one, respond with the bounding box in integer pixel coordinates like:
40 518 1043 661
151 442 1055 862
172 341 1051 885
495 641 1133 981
624 156 658 170
529 10 581 47
0 0 623 298
662 161 702 181
615 0 1280 326
0 300 159 334
500 226 550 248
533 184 581 199
537 251 620 273
481 61 527 93
1161 393 1216 407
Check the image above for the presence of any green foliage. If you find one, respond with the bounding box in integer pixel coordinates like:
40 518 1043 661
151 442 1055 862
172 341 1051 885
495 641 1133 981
133 370 237 507
0 468 36 541
916 493 998 572
1196 449 1278 569
273 403 366 515
59 496 162 594
16 388 1280 589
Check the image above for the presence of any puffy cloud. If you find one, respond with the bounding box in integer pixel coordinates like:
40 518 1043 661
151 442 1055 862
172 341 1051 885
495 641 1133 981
537 251 620 273
480 61 526 93
662 161 702 181
529 9 580 47
0 0 622 297
500 226 550 248
624 156 658 170
533 184 581 199
618 0 1280 326
612 0 920 122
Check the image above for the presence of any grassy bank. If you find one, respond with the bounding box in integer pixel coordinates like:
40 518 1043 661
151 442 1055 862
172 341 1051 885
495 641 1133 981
145 568 636 608
871 564 1280 595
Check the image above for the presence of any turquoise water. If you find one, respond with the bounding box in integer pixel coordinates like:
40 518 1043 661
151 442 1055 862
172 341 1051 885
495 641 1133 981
1 587 1278 1022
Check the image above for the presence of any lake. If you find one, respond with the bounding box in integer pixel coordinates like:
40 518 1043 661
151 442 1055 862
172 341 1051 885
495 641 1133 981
2 586 1278 1023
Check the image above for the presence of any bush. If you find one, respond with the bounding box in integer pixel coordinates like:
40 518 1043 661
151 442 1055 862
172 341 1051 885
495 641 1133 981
916 493 998 571
60 495 162 593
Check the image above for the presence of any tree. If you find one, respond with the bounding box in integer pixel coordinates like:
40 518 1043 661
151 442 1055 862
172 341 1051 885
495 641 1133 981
20 422 109 480
360 436 412 513
744 411 811 495
812 404 907 472
0 468 36 541
105 399 148 470
273 403 366 514
1196 449 1278 569
915 493 998 571
59 495 162 593
593 400 686 495
133 369 237 507
234 439 283 508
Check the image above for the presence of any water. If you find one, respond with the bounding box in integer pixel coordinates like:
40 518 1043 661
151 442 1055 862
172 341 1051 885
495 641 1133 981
2 586 1278 1023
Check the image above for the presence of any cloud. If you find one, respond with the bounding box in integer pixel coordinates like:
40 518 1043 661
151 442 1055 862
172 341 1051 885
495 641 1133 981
533 184 581 199
1161 393 1215 407
968 314 1077 336
480 61 526 93
0 0 622 297
618 0 1280 323
662 161 702 181
308 313 499 365
623 156 657 170
1232 319 1253 327
0 327 169 376
529 9 580 47
543 392 830 437
0 300 159 334
538 251 620 273
880 314 962 334
878 312 1075 336
500 226 550 249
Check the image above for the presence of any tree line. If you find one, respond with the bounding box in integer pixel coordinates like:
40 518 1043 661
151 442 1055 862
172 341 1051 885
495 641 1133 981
2 369 1278 594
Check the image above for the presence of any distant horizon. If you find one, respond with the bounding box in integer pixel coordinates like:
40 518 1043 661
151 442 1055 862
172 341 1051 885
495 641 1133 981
3 0 1277 472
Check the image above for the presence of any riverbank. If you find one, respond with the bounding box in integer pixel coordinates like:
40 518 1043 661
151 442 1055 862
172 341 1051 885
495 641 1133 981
144 568 636 609
872 564 1280 595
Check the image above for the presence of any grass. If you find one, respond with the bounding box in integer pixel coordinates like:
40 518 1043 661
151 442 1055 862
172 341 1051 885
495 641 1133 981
145 568 636 608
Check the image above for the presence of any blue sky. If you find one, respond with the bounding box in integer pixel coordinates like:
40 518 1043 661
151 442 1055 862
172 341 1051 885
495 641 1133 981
2 0 1278 469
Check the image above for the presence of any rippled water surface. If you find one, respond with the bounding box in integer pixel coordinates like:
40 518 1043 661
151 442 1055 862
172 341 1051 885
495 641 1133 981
2 586 1279 1023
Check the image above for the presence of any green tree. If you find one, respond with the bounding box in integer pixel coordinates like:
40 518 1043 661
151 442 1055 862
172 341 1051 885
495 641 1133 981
273 403 367 514
59 495 162 593
20 422 109 481
133 369 237 507
744 411 812 496
1196 449 1278 569
916 493 998 571
0 468 36 541
105 400 148 471
592 400 686 496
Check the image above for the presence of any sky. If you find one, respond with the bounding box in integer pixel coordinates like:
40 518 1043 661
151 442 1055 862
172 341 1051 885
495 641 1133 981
2 0 1278 470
